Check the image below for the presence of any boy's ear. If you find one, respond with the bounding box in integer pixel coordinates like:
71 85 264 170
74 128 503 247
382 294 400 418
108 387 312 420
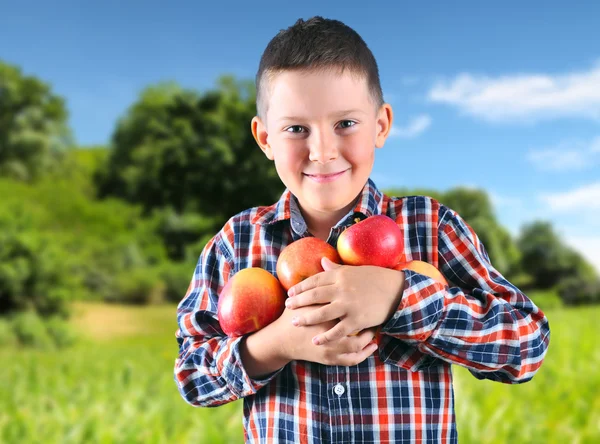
375 103 394 148
251 116 274 160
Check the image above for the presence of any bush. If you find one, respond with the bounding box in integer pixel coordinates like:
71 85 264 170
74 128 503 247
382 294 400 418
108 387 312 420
527 289 564 311
0 177 170 308
2 312 78 349
11 311 55 349
0 225 76 318
45 316 77 348
153 208 219 262
158 261 195 303
557 276 600 306
0 318 17 347
109 267 166 305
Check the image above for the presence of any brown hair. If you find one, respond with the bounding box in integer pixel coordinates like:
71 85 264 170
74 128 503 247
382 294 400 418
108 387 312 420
256 16 384 119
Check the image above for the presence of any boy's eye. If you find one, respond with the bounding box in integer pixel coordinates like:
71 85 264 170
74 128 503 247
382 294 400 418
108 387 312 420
338 120 356 129
286 125 306 133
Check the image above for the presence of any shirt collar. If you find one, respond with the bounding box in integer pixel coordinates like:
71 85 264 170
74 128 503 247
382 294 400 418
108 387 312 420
350 177 384 219
251 178 384 228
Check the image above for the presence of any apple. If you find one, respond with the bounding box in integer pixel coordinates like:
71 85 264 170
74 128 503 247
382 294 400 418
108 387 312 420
276 237 342 291
393 260 448 286
217 267 286 337
337 215 403 268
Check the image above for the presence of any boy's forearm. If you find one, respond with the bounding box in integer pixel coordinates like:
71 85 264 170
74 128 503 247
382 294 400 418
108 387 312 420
240 323 291 379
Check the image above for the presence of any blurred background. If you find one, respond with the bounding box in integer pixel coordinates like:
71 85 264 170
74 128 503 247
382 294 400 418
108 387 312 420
1 1 598 443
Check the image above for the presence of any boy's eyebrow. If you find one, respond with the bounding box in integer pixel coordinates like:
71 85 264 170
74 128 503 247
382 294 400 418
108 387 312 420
278 109 365 122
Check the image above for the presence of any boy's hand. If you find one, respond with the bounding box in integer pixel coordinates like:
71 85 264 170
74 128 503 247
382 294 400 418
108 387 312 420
273 306 379 366
285 257 405 346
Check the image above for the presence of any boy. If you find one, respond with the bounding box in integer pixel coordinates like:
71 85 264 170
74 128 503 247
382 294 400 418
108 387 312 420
174 17 550 443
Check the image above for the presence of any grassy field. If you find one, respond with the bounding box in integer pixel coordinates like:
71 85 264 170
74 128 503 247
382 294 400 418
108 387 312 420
1 303 598 443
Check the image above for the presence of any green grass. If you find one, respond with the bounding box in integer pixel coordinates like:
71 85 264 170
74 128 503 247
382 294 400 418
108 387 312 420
1 303 598 443
0 303 244 444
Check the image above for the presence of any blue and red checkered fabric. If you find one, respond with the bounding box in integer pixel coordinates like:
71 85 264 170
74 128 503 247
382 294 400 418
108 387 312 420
174 178 550 443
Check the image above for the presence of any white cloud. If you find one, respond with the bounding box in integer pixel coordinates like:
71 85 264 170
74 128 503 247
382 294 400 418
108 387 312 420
528 136 600 171
539 182 600 212
428 62 600 123
390 114 432 138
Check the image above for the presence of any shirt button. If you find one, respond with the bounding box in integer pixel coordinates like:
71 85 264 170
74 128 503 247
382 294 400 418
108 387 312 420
333 384 345 396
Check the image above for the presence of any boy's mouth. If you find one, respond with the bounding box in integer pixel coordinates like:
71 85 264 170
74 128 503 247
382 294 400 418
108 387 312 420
303 169 348 183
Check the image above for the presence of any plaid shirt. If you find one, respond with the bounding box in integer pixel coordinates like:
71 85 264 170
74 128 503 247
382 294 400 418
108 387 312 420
174 179 550 443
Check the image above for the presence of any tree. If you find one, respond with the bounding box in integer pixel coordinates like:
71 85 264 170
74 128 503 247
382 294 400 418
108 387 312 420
96 76 284 225
0 203 76 317
517 221 598 291
0 61 72 181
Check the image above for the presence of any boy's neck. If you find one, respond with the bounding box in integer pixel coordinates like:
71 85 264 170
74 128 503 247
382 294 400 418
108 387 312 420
299 198 359 241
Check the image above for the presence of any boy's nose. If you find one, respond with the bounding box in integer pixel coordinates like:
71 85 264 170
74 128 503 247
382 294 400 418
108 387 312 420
308 132 339 164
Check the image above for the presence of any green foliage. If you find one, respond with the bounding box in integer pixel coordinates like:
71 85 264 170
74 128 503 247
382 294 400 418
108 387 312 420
526 289 564 311
0 60 72 181
0 177 169 310
384 186 445 202
557 276 600 306
517 221 598 297
11 311 54 348
96 76 284 225
153 207 219 261
441 187 495 222
9 310 76 349
157 260 196 303
0 214 77 317
0 318 16 347
44 315 78 348
52 146 110 197
518 221 570 289
110 267 166 305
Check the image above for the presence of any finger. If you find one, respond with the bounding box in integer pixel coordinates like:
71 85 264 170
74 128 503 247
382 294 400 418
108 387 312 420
293 303 343 327
287 270 336 297
285 286 334 309
321 257 342 271
354 327 377 343
340 342 379 366
313 320 355 346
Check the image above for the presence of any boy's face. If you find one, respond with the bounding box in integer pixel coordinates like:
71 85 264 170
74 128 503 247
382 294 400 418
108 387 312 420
252 69 393 223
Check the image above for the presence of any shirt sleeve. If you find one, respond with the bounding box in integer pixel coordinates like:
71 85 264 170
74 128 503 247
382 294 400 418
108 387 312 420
173 231 282 407
380 205 551 383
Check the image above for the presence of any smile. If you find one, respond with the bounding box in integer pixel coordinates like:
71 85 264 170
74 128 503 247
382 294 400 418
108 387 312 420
303 169 348 183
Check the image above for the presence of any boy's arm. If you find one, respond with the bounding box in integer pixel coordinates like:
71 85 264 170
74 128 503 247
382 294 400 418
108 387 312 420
380 205 551 383
173 233 284 408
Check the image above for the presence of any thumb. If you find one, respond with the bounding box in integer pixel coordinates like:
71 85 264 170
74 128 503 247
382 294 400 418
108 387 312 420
321 256 342 271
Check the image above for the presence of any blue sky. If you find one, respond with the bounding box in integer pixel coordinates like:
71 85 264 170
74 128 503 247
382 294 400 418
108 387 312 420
2 1 599 271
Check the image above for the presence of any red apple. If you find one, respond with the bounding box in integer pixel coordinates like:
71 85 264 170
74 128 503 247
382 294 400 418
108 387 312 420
337 215 403 268
217 268 286 337
394 260 448 286
276 237 342 291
